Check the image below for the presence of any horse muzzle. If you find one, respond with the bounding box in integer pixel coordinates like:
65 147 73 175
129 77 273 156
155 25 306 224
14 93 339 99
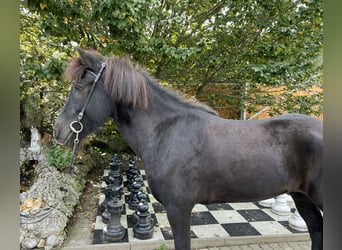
52 126 74 147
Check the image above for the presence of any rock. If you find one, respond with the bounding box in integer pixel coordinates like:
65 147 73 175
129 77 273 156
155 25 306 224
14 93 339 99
20 153 94 249
37 238 45 248
21 238 38 249
46 234 60 247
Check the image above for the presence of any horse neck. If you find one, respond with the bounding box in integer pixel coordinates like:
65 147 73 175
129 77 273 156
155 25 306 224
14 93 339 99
112 83 196 161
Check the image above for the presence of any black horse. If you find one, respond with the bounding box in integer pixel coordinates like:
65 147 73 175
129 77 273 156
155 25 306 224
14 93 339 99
54 48 323 250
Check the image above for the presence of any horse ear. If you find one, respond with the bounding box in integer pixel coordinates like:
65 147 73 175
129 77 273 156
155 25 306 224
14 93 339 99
77 48 104 70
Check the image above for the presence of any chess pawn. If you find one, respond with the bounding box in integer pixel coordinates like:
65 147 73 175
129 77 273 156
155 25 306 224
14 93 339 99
134 175 144 187
103 198 126 242
131 192 148 224
133 200 154 239
289 209 308 232
258 197 275 208
128 182 141 210
129 154 137 165
271 194 291 216
127 169 140 192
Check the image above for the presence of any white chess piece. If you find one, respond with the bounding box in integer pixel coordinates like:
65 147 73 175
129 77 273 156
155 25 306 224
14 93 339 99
258 198 275 208
271 194 291 216
289 209 308 231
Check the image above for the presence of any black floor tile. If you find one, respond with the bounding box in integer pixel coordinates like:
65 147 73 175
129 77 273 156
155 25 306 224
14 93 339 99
221 223 261 236
238 209 274 222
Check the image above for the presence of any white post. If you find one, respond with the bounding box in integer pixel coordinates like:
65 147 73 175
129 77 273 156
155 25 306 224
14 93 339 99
28 127 41 160
240 83 248 120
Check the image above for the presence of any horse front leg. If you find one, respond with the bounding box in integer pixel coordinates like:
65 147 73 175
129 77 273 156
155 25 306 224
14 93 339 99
166 204 193 250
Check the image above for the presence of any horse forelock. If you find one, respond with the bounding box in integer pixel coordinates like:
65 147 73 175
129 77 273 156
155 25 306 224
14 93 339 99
103 56 151 109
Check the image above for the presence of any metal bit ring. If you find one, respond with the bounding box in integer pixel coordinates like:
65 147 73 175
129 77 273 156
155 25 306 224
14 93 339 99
69 121 83 133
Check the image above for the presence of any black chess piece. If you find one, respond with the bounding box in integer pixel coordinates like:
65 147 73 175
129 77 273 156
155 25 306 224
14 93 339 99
128 182 141 210
104 170 122 187
133 175 144 187
101 209 111 224
127 168 140 192
111 154 123 165
100 185 122 213
103 198 126 242
129 154 137 165
133 199 154 239
104 157 123 187
131 191 148 224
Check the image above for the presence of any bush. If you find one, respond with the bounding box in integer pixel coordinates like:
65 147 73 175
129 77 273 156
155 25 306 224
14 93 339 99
45 144 73 170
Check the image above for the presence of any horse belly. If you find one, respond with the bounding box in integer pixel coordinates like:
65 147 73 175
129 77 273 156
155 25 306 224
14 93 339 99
196 152 289 204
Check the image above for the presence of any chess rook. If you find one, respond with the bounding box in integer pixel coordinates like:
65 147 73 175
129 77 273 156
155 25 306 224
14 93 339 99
103 198 126 242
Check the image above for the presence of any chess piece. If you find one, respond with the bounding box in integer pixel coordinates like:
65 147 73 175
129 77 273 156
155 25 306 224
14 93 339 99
129 154 137 165
289 209 308 231
104 157 123 187
271 194 291 216
100 185 122 213
133 200 154 239
128 182 141 210
134 175 144 187
127 169 140 191
104 174 115 186
101 209 111 224
258 197 275 208
103 198 126 242
131 192 148 224
111 154 123 165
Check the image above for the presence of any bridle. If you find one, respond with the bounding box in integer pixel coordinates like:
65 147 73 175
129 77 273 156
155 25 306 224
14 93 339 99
69 61 107 168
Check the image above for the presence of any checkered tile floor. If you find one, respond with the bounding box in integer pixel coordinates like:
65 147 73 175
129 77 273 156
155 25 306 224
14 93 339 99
93 169 307 245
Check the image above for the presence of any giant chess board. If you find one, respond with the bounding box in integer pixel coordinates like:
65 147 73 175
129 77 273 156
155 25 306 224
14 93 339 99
93 156 308 246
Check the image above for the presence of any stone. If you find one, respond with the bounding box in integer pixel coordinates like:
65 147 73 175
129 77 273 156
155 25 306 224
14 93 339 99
46 234 60 247
20 153 93 249
21 238 38 249
37 238 46 248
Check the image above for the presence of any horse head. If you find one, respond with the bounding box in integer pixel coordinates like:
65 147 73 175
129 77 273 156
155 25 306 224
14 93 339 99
53 48 114 147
